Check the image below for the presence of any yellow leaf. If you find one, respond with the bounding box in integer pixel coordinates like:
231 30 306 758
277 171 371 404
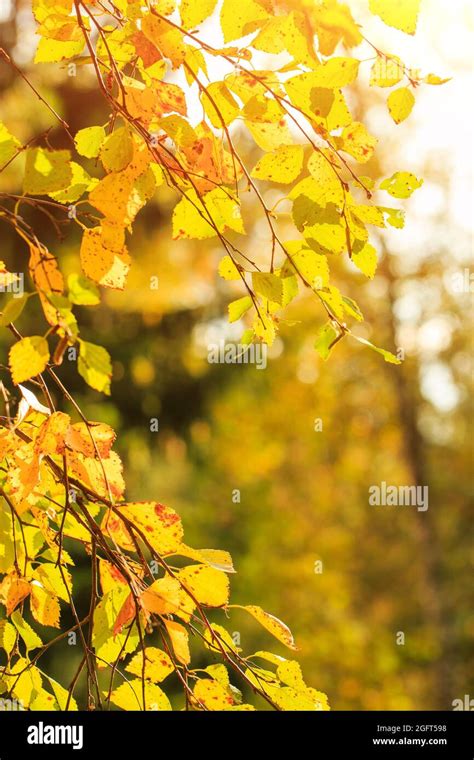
11 610 43 651
370 55 403 88
34 36 84 63
80 225 130 290
218 255 241 280
165 619 190 665
228 296 252 323
108 679 171 710
277 659 306 689
99 559 128 595
46 675 78 710
141 13 186 69
30 582 60 628
75 125 106 158
194 679 235 710
335 121 377 163
48 160 93 203
235 604 298 649
387 86 415 124
181 0 218 29
140 576 182 615
88 169 154 227
67 449 124 500
23 148 72 194
252 272 283 305
369 0 420 35
302 57 359 88
220 0 270 43
253 11 317 66
0 619 17 654
380 171 423 199
9 337 50 384
245 119 293 152
177 564 229 607
251 145 304 184
307 151 342 191
0 122 20 166
424 73 451 85
173 189 244 240
200 81 240 128
203 623 238 653
104 501 183 554
100 127 134 173
352 242 377 279
32 563 72 603
77 339 112 395
3 658 42 707
126 647 174 683
0 574 31 615
93 586 139 666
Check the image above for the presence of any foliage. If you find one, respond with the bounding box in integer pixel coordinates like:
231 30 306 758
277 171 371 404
0 0 449 710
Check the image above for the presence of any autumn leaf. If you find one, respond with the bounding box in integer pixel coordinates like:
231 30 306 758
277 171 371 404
369 0 420 35
232 605 298 650
251 145 304 184
0 574 31 616
77 339 112 394
108 679 171 711
74 126 106 158
380 171 423 199
387 87 415 124
9 336 50 384
126 647 174 683
177 564 230 607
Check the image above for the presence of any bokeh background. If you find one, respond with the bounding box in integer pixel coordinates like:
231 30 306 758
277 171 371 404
0 0 473 709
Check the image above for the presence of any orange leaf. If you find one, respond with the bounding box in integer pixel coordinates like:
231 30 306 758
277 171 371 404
0 574 31 616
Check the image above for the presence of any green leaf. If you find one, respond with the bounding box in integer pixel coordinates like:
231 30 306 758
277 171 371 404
78 340 112 394
23 148 72 195
228 296 253 323
11 611 43 651
342 295 364 322
45 675 78 710
0 122 21 166
0 293 30 327
74 126 106 158
92 587 139 666
351 333 402 364
315 322 339 360
68 274 100 306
